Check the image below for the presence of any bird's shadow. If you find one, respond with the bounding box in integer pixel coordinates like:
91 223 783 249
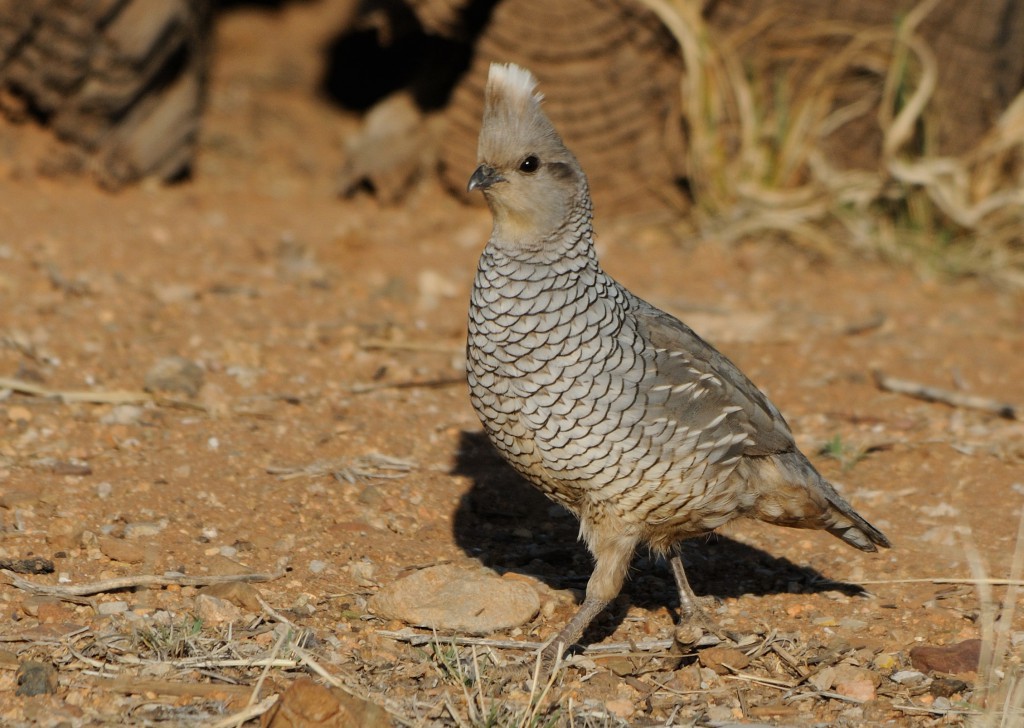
451 431 868 643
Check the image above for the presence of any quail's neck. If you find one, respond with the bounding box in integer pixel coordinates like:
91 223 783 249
484 193 596 268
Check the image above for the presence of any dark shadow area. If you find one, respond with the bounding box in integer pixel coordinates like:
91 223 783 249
452 430 870 646
216 0 306 10
318 0 499 112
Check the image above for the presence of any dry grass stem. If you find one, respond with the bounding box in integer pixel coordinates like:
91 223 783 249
377 628 720 653
637 0 1024 284
93 677 253 700
967 511 1024 727
0 376 153 404
2 569 285 597
349 376 465 394
360 338 463 354
246 627 290 708
207 694 279 728
266 453 415 482
858 578 1024 587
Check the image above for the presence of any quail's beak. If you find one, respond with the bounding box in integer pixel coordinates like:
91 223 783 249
467 164 505 192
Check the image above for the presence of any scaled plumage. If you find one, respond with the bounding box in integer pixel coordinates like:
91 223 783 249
466 62 889 671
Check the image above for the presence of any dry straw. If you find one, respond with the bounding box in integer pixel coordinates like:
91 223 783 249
639 0 1024 284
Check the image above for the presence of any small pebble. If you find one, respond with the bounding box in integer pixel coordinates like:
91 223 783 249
309 560 328 574
349 560 377 587
96 482 113 499
891 669 929 685
144 356 204 397
98 537 145 564
7 406 32 423
97 601 129 615
124 521 165 538
100 405 144 426
194 594 243 625
872 652 898 670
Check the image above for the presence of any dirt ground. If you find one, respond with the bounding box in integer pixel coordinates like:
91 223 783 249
1 4 1022 727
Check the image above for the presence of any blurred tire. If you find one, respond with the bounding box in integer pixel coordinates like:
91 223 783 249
0 0 211 188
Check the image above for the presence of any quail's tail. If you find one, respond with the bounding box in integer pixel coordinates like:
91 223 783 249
749 452 891 552
819 483 891 552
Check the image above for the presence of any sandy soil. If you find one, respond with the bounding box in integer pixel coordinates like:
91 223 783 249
0 3 1022 726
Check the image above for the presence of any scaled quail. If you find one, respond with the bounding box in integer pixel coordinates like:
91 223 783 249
466 63 890 670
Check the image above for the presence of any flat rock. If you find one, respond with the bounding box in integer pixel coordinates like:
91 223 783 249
144 356 204 397
698 646 751 675
832 664 880 702
123 521 165 539
16 660 57 696
194 594 243 625
264 677 391 728
910 638 982 675
370 564 539 634
98 536 146 564
200 581 262 612
97 601 129 615
100 404 146 425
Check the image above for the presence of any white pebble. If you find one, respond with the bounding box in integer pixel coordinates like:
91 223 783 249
309 560 327 574
96 482 113 499
891 670 928 685
219 546 238 558
207 437 220 450
98 601 129 615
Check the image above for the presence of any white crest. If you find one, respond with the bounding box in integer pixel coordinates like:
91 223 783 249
486 63 543 106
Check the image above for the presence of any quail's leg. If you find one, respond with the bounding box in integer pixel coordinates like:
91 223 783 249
669 551 725 644
533 531 639 675
491 532 636 682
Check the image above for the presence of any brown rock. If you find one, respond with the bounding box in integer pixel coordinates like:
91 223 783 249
194 594 243 626
98 536 146 564
910 639 982 675
262 677 390 728
698 646 751 675
144 356 204 397
369 564 539 635
16 660 57 696
35 600 74 624
0 490 40 509
930 676 970 698
832 664 880 702
201 581 263 612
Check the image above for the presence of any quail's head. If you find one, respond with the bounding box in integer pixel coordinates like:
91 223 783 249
468 63 587 248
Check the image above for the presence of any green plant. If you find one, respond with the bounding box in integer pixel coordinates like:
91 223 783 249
819 434 868 472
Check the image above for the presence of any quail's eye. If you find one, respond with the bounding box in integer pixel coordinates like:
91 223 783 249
519 155 540 173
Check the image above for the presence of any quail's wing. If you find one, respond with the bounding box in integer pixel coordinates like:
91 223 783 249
631 299 795 460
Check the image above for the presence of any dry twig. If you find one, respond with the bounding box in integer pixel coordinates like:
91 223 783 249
266 453 414 483
361 339 462 354
93 677 253 701
2 570 285 597
0 376 152 405
0 376 205 411
873 370 1018 419
349 376 465 394
377 629 719 653
858 577 1024 587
